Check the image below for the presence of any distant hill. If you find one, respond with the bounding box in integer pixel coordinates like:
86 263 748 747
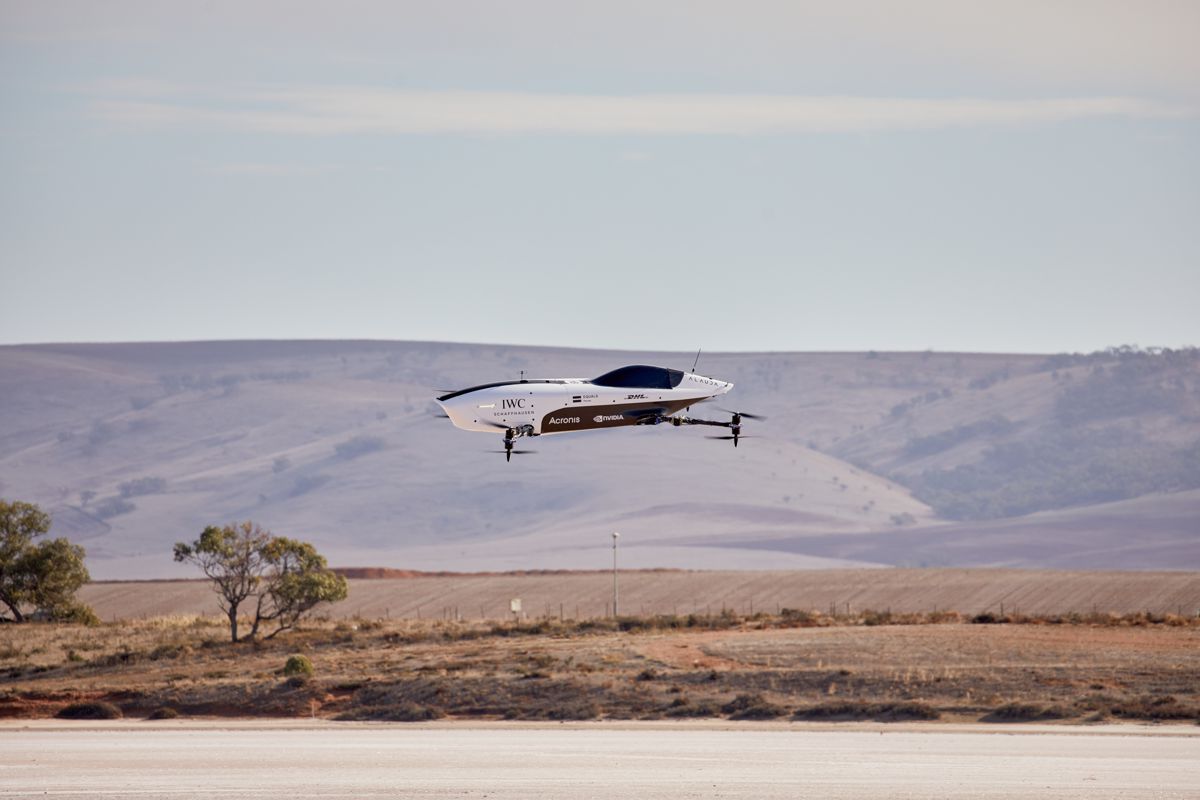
1 341 1196 578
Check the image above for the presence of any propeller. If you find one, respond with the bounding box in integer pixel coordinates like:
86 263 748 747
489 449 537 461
706 434 759 447
716 407 767 421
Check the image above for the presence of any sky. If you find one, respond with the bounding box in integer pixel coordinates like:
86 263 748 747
1 1 1197 354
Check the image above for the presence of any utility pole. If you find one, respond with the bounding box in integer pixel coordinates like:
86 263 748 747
612 532 620 618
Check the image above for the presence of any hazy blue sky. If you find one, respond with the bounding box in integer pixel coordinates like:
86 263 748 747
2 1 1197 353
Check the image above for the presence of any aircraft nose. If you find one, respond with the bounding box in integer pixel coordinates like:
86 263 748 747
437 397 464 421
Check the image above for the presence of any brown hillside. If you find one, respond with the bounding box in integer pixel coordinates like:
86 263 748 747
2 341 1196 576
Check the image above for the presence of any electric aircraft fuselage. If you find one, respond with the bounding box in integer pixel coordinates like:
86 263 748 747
437 364 760 460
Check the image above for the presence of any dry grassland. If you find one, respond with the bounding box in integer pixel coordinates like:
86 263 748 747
2 609 1198 725
80 568 1200 621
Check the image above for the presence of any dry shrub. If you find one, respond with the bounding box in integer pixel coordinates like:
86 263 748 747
730 701 786 720
1108 695 1199 722
341 702 444 722
149 642 191 660
721 693 787 719
665 699 722 718
986 702 1071 722
793 701 940 722
147 706 179 720
778 608 819 627
544 700 601 720
141 615 219 631
89 648 141 668
56 701 122 720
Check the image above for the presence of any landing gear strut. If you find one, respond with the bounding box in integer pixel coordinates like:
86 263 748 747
492 424 536 461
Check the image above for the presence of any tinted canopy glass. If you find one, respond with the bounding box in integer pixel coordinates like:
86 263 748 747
591 365 684 389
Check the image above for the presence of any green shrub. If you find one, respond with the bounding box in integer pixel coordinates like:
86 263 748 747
48 602 101 626
283 654 314 677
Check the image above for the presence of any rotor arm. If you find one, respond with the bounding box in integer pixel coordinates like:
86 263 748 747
669 415 732 428
670 409 763 447
490 423 537 462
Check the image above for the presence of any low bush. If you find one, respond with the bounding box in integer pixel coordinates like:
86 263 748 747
986 702 1071 722
665 700 722 718
792 701 940 722
283 654 314 677
545 701 601 721
339 702 444 722
721 693 786 719
147 707 179 720
729 701 786 720
47 602 101 626
56 701 122 720
1108 695 1198 722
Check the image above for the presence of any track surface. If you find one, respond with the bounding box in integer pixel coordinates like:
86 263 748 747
2 722 1198 799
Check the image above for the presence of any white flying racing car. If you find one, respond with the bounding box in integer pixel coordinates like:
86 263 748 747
436 364 763 460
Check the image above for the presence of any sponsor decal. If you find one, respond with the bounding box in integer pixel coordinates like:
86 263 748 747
502 398 526 409
625 393 646 400
572 395 582 403
593 414 625 423
547 416 580 425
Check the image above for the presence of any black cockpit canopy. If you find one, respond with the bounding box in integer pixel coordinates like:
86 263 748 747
591 365 684 389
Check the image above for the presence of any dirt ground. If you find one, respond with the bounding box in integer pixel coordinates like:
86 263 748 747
3 611 1198 725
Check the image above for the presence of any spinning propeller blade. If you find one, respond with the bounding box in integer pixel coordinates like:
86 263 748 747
489 449 536 462
716 407 767 421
